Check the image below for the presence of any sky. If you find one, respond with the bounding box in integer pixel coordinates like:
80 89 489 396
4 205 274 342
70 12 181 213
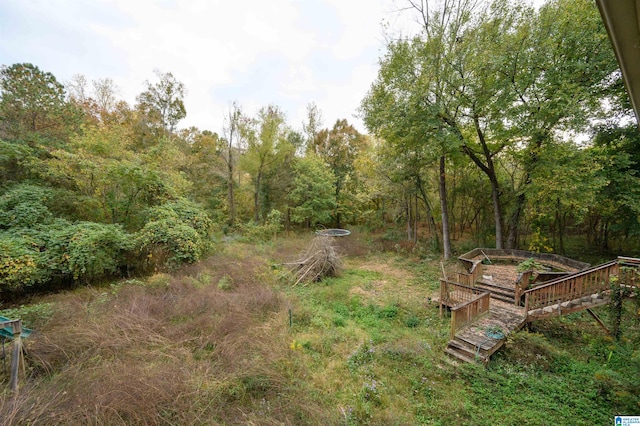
0 0 419 135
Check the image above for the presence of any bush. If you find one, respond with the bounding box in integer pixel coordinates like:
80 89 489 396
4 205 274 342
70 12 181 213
1 220 132 292
136 199 214 270
38 220 133 282
0 183 53 229
0 232 47 291
240 209 283 242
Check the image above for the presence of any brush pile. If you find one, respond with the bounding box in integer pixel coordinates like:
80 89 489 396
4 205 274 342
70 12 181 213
288 236 343 286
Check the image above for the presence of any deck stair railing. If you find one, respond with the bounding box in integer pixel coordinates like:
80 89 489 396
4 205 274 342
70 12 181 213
523 260 620 314
450 292 491 339
440 280 485 312
456 259 483 287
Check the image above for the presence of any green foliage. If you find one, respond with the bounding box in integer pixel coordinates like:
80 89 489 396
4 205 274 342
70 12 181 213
0 183 53 228
288 155 336 226
0 219 131 291
0 302 54 328
517 258 545 273
239 209 283 242
312 119 366 227
405 314 420 328
0 232 46 291
136 70 186 135
136 199 213 269
0 63 81 144
46 221 133 281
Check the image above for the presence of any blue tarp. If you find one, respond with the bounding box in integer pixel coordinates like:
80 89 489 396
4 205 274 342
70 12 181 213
0 316 32 339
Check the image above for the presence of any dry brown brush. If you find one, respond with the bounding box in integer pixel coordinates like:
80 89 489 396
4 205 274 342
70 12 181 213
287 236 343 286
0 248 336 425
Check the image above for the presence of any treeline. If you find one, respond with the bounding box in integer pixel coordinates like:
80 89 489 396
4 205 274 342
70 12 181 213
2 0 640 295
0 64 368 294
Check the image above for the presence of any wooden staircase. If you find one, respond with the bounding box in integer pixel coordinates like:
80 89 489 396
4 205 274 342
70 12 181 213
475 279 516 304
444 302 527 365
442 255 640 365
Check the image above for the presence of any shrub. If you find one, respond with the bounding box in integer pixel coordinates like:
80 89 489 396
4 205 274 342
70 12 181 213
0 183 53 229
136 219 202 269
0 232 47 291
240 209 283 242
136 199 214 270
1 220 132 291
35 220 133 282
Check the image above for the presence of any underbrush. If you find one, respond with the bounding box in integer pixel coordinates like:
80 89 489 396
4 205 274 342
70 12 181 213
0 242 333 425
1 233 638 424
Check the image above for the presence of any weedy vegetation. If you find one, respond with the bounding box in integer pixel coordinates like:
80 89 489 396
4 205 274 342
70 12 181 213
0 231 638 425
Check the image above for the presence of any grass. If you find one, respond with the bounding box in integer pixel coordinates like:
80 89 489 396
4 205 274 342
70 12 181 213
0 231 638 425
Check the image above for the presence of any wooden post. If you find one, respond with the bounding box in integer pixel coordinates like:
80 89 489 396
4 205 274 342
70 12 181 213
9 319 22 392
586 308 610 334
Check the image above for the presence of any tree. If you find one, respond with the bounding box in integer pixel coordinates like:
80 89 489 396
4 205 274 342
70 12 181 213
313 119 366 228
0 63 80 145
288 154 336 226
303 102 323 155
241 105 293 223
135 69 186 137
496 0 619 248
364 0 618 252
221 102 246 226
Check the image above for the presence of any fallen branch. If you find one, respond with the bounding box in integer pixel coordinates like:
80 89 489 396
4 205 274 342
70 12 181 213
289 236 343 286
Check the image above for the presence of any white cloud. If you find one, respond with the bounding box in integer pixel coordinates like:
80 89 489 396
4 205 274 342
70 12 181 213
0 0 411 134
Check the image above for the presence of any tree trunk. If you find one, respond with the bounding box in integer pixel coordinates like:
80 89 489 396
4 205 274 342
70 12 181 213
489 174 504 249
462 115 504 249
228 160 235 226
439 156 452 259
416 174 440 249
254 171 262 223
406 196 413 242
506 192 524 249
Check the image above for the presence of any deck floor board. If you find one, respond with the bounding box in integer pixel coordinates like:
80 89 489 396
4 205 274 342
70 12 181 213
453 302 527 355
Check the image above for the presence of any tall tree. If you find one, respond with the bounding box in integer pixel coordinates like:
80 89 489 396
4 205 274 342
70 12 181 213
241 105 293 223
313 119 366 228
303 102 323 155
221 102 245 226
135 69 186 137
0 63 80 145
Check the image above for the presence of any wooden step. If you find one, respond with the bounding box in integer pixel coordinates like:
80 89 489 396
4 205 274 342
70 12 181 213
448 339 488 363
454 333 497 357
444 347 478 364
527 293 611 319
475 279 516 295
475 280 516 303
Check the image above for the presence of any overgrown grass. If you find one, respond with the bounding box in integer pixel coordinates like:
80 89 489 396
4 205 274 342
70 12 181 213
0 232 638 425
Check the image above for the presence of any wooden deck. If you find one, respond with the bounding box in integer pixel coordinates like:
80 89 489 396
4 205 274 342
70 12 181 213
443 252 640 365
445 301 527 364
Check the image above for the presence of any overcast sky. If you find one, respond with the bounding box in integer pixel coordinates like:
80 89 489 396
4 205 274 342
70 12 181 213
0 0 421 135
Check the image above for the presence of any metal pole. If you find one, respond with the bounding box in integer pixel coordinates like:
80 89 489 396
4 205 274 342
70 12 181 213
9 320 22 392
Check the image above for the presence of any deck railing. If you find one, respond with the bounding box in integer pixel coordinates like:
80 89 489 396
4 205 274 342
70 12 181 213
523 260 619 312
440 279 485 313
458 248 590 272
514 270 533 306
450 292 491 338
456 260 483 287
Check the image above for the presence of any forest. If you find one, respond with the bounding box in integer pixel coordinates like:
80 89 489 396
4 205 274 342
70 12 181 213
1 0 639 295
1 0 640 424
